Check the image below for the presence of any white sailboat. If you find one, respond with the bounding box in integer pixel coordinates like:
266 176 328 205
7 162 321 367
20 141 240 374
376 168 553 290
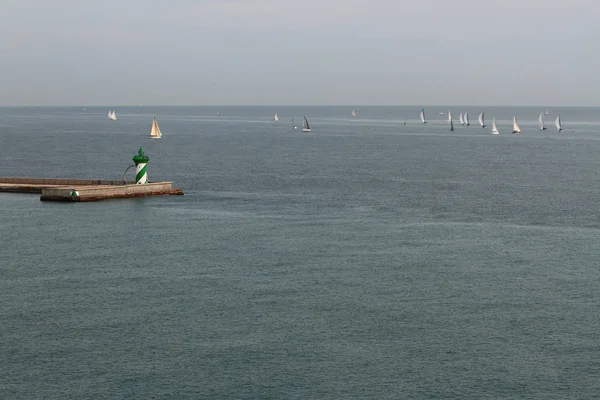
545 109 549 116
301 116 311 132
420 108 426 123
538 112 547 130
108 110 116 121
217 110 220 117
464 112 470 126
512 116 521 134
555 115 563 132
459 113 465 126
273 113 279 122
491 117 499 135
351 109 358 117
150 117 162 139
292 118 297 130
478 112 486 128
448 110 452 121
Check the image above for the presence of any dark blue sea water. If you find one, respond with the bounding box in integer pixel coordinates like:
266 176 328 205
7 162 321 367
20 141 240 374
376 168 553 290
2 106 600 399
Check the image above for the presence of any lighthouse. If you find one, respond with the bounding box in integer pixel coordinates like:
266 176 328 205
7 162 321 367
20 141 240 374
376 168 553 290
132 147 149 184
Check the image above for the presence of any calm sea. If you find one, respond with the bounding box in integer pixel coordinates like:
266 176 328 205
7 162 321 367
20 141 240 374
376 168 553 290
1 106 600 399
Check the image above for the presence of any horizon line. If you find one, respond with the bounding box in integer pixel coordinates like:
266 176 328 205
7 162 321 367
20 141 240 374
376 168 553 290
1 104 598 108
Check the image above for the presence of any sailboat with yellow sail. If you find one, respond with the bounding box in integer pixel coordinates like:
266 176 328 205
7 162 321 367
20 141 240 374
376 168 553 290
150 117 162 139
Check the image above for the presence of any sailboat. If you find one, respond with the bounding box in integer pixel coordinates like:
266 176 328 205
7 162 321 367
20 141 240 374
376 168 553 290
150 117 162 139
450 116 454 132
491 118 499 135
404 116 407 126
478 112 486 128
301 116 311 132
217 110 220 117
108 110 116 121
555 115 563 132
538 112 547 130
464 112 470 126
420 108 426 123
459 113 465 126
351 109 358 117
545 109 549 116
448 110 452 121
512 116 521 134
273 113 279 122
292 118 297 130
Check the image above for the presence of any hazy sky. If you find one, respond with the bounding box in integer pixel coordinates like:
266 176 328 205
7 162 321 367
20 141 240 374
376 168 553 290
1 0 598 106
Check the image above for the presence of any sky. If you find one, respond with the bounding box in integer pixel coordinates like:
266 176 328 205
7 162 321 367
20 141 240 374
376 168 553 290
1 0 599 106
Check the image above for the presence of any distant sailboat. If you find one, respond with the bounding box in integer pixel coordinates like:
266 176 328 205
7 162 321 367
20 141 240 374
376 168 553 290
217 109 220 117
545 109 549 116
450 115 454 132
292 118 297 130
555 115 563 132
404 116 407 126
150 117 162 139
478 112 486 128
459 113 465 126
538 112 547 130
491 117 499 135
512 116 521 134
351 109 358 117
420 108 426 123
464 112 470 126
273 113 279 122
448 110 452 121
301 116 311 132
108 110 116 121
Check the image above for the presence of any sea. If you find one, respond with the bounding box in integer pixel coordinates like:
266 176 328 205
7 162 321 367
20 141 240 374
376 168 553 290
1 106 600 399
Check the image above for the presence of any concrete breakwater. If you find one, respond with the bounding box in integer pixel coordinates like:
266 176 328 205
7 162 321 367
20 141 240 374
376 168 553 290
0 178 183 202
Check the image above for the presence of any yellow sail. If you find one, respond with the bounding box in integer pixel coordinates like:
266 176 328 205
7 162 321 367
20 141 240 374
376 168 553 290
150 117 162 139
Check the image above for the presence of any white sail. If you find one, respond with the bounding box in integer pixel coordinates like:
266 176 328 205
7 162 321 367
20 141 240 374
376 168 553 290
459 113 464 125
351 109 357 117
512 116 521 134
107 110 111 118
420 108 426 123
555 115 563 131
491 117 499 135
448 110 452 121
302 116 311 132
109 111 116 121
150 117 162 139
538 112 547 130
464 112 470 126
292 118 297 130
217 110 220 117
545 109 549 115
274 113 279 121
478 112 486 128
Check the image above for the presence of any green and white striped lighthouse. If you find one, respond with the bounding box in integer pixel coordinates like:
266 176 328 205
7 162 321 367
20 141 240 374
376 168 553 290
132 147 149 184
